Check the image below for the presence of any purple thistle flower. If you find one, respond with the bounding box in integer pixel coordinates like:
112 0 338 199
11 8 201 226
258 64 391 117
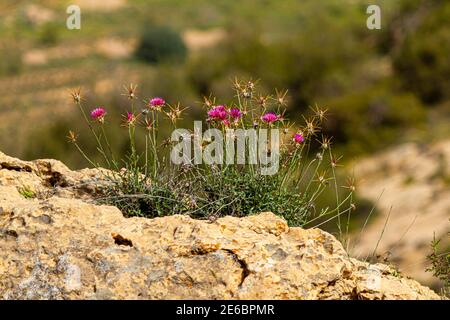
149 97 165 108
293 133 304 144
229 108 242 119
90 107 106 122
127 112 134 121
124 112 136 125
261 112 278 124
222 119 231 127
207 105 228 121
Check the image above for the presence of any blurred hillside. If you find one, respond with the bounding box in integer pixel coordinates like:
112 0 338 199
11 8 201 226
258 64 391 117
0 0 448 167
352 139 450 292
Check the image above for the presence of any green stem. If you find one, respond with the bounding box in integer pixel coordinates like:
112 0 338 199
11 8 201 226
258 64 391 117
77 102 111 168
73 142 97 168
329 148 341 238
101 125 119 171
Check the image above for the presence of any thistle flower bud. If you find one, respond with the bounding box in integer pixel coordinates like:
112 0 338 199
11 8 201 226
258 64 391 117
275 89 288 106
67 130 77 143
242 90 252 99
256 94 270 107
122 83 137 100
320 136 332 150
70 88 82 104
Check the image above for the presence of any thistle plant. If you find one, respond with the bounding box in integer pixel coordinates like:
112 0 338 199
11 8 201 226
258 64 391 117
68 79 355 234
427 233 450 297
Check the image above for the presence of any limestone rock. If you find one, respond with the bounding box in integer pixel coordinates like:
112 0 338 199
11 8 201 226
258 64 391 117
0 150 111 199
0 152 441 299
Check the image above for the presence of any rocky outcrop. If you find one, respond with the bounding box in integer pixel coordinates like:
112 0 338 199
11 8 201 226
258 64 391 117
0 151 440 299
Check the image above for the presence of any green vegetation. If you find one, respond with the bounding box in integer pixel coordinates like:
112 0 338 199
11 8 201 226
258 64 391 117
37 22 61 46
391 0 450 103
0 45 23 76
18 186 35 199
427 233 450 297
322 82 426 154
135 26 187 64
69 81 355 231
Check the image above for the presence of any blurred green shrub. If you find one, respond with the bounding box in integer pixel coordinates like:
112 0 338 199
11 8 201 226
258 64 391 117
0 46 23 76
135 26 187 64
187 5 372 107
392 1 450 103
323 81 426 155
38 22 61 46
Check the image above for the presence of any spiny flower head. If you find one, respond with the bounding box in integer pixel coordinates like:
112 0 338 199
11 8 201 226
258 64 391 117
330 154 343 168
312 104 328 122
70 88 82 103
255 94 270 108
122 112 137 126
166 111 177 123
203 95 214 108
319 136 332 150
304 117 319 136
149 97 165 109
261 112 279 124
315 170 331 185
90 107 106 123
67 130 77 143
293 133 304 144
247 80 255 92
122 83 137 100
233 78 257 99
207 105 228 121
142 118 154 131
275 89 288 106
232 77 243 92
170 103 187 119
281 121 294 135
343 177 356 192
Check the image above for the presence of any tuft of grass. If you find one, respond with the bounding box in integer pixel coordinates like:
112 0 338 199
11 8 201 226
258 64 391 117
18 185 35 199
68 79 354 231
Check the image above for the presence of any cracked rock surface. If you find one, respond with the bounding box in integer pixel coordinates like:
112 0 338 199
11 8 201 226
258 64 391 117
0 151 440 299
